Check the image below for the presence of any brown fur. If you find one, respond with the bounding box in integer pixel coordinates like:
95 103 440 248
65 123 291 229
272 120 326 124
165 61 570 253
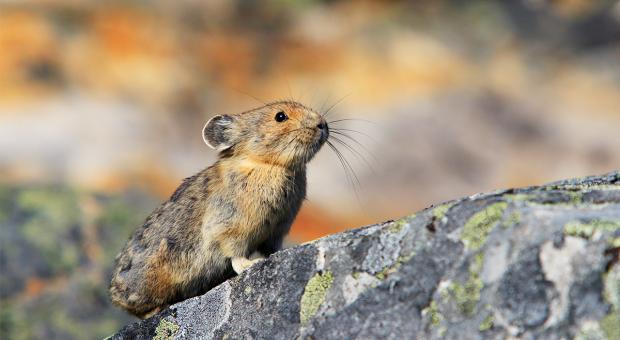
109 101 328 318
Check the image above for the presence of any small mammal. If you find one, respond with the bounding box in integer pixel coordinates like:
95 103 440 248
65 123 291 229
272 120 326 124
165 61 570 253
109 101 329 318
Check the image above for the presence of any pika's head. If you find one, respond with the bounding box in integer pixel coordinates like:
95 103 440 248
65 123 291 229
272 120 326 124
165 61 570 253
203 101 328 167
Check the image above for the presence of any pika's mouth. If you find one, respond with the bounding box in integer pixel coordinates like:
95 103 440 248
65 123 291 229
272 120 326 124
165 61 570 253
317 122 329 144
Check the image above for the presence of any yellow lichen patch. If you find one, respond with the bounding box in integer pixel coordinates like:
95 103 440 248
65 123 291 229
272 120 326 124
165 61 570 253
422 300 443 327
300 271 334 324
564 220 620 239
479 314 494 331
388 218 408 233
154 319 180 340
600 312 620 340
433 203 454 220
444 253 484 316
461 202 507 251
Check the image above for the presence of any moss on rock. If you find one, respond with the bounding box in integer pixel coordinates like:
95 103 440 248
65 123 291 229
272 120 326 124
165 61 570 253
300 271 334 324
564 220 620 239
154 319 180 340
445 253 484 316
433 203 454 220
461 202 507 251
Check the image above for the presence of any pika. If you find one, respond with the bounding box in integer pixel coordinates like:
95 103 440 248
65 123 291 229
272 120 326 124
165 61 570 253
109 101 329 318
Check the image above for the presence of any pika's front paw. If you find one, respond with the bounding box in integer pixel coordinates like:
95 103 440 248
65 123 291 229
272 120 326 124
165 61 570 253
231 256 264 274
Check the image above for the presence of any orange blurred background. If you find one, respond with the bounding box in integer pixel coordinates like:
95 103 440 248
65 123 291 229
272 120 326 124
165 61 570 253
1 0 620 337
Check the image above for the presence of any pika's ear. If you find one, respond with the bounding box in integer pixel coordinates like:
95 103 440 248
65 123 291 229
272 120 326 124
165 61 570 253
203 114 234 150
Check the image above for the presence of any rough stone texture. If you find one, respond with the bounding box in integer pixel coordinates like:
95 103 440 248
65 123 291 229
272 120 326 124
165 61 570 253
112 172 620 339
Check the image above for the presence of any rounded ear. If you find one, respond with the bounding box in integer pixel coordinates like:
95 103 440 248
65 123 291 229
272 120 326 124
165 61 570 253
202 114 234 150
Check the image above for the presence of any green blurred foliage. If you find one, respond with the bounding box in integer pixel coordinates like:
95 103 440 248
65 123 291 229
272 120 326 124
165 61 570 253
0 184 156 339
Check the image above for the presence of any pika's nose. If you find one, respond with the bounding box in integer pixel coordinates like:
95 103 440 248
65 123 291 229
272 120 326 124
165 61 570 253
317 122 327 131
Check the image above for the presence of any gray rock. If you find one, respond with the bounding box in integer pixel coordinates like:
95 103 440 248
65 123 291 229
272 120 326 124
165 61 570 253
112 172 620 339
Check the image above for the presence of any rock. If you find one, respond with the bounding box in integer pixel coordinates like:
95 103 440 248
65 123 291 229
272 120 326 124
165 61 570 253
111 172 620 339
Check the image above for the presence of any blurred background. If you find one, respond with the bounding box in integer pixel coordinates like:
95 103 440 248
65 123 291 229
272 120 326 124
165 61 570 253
1 0 620 338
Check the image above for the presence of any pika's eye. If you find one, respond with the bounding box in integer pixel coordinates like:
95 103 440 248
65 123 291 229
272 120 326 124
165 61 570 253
275 111 288 122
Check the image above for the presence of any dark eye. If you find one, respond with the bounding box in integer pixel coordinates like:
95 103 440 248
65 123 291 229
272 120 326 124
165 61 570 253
275 111 288 122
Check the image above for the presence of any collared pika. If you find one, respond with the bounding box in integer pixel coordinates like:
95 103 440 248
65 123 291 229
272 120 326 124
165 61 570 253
109 101 329 318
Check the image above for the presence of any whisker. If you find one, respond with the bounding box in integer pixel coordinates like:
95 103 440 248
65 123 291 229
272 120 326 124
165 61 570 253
319 93 332 115
329 135 376 175
330 130 378 163
327 118 377 125
238 90 268 106
286 80 294 103
326 140 361 198
322 93 351 118
329 127 377 143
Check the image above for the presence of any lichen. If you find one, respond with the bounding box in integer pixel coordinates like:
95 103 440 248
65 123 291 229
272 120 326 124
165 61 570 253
568 192 583 205
433 203 454 220
300 271 334 324
600 311 620 340
374 253 413 280
550 184 620 192
504 211 521 228
604 264 620 311
507 192 583 206
600 262 620 339
461 202 507 251
154 319 179 340
445 253 484 316
388 218 408 233
564 220 620 239
17 187 83 273
422 301 443 327
479 314 494 331
576 320 607 340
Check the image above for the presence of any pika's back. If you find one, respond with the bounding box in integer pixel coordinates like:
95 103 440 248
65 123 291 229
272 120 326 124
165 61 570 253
110 100 328 318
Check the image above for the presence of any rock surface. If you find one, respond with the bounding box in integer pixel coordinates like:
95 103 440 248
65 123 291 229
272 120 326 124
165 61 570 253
112 172 620 339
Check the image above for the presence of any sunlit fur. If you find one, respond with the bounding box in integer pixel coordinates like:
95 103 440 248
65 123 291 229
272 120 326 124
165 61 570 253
109 101 328 318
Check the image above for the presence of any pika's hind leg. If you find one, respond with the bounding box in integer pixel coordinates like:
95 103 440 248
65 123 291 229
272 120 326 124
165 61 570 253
231 256 264 274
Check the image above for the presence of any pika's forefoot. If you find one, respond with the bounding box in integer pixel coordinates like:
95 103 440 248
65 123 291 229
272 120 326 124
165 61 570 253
231 256 265 274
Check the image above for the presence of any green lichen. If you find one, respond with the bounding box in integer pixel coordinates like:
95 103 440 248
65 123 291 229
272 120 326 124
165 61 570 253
375 253 414 280
18 187 82 273
550 184 620 192
154 319 180 340
564 220 620 239
388 218 409 233
600 261 620 339
433 203 454 220
504 211 521 228
351 271 360 279
576 320 607 340
600 311 620 340
445 253 484 316
461 202 507 251
300 271 334 324
506 191 583 206
375 265 395 280
479 314 494 331
604 265 620 311
422 301 443 327
568 191 583 205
